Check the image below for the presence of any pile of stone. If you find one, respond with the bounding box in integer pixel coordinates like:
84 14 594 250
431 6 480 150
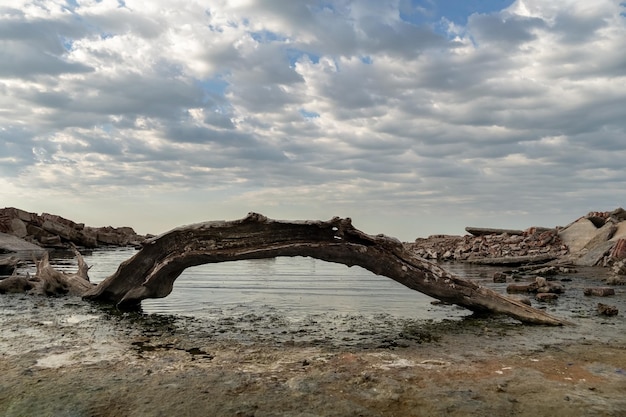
407 228 567 265
408 208 626 273
0 207 146 250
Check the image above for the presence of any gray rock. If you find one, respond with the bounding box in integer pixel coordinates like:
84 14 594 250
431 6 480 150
575 241 615 267
597 303 618 316
558 218 601 254
0 232 46 254
583 287 616 297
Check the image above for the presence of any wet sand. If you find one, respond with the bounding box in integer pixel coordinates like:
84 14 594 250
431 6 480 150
1 291 625 417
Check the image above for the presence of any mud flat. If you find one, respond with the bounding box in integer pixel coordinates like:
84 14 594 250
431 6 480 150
1 269 625 417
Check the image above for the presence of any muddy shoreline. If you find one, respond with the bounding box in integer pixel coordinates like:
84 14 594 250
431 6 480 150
1 285 625 417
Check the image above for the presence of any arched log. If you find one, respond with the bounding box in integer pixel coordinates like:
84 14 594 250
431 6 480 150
84 213 570 325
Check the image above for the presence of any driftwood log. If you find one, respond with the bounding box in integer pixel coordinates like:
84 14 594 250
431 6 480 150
0 246 94 296
82 213 569 325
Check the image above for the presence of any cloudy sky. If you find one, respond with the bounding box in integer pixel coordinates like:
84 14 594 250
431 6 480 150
1 0 625 240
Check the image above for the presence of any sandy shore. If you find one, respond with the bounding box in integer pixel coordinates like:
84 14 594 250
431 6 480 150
1 292 625 417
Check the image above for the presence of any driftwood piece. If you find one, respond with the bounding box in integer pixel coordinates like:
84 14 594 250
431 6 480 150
467 254 556 266
0 246 94 296
84 213 569 325
0 256 20 275
465 227 524 236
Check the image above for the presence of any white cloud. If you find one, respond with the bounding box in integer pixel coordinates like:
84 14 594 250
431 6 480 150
1 0 625 239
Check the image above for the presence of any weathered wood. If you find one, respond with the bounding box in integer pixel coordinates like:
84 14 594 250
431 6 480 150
0 246 94 296
0 256 20 275
84 213 570 325
467 254 556 266
465 227 524 236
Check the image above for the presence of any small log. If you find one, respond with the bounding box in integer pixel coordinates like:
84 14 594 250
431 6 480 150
465 227 524 236
467 254 556 266
85 213 570 325
0 256 20 275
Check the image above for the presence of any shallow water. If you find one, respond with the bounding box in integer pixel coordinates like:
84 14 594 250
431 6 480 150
37 248 472 321
9 247 626 346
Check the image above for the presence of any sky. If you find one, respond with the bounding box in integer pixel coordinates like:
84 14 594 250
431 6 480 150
1 0 625 241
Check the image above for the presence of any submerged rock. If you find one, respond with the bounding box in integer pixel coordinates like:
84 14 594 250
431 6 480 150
597 303 619 316
584 287 616 297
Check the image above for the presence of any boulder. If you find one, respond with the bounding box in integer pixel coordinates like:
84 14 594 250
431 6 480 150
8 218 28 238
0 232 46 254
610 223 626 241
558 218 602 254
610 207 626 222
559 220 619 266
0 256 20 275
575 241 615 267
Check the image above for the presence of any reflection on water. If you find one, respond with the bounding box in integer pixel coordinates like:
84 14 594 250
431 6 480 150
41 248 470 321
22 248 625 330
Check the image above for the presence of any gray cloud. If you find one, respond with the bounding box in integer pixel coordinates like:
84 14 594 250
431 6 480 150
467 13 546 48
1 0 625 239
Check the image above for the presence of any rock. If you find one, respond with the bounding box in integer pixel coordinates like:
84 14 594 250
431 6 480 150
597 303 618 316
506 277 564 294
0 207 146 249
39 235 65 248
8 218 28 238
612 260 626 276
610 207 626 222
0 232 46 254
558 218 601 254
583 287 616 297
606 276 626 285
609 239 626 260
610 222 626 242
536 293 559 301
575 241 615 267
409 226 566 264
0 275 36 293
493 272 507 283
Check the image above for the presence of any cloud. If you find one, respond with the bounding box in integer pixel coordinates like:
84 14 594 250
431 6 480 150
1 0 625 238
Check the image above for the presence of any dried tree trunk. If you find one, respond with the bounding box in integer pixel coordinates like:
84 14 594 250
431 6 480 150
0 245 94 296
84 213 569 325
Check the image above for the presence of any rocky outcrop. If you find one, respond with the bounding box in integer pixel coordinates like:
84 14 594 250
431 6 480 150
408 208 626 270
0 207 146 249
559 209 626 267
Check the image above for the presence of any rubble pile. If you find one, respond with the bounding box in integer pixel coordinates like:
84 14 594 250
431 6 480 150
408 208 626 271
0 207 145 249
407 228 567 264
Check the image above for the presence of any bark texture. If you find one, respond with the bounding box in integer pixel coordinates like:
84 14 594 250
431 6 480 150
0 246 94 296
84 213 569 325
